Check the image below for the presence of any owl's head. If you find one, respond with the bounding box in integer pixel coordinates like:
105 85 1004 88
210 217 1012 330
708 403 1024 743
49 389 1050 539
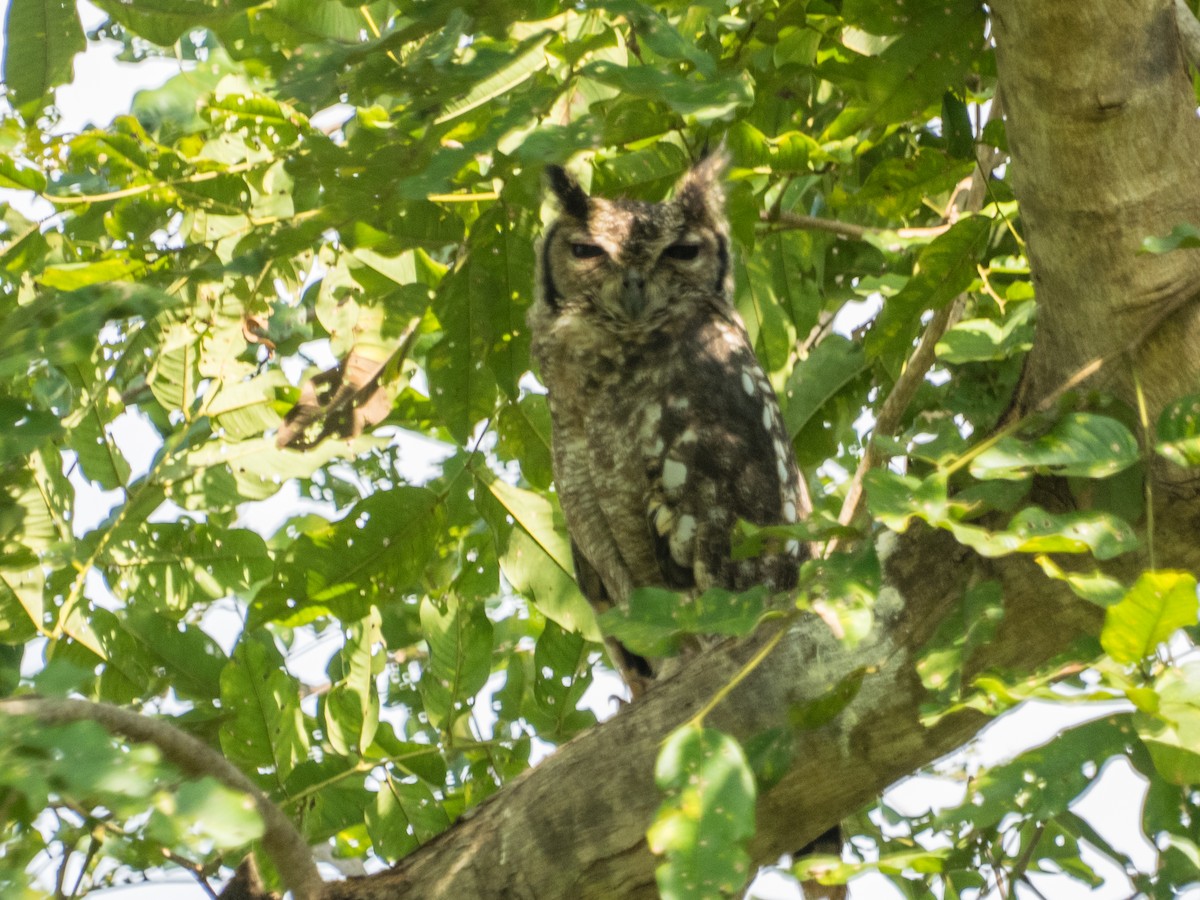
535 152 732 329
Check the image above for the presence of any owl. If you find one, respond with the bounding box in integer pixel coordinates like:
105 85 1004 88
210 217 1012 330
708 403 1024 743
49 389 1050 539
528 152 805 692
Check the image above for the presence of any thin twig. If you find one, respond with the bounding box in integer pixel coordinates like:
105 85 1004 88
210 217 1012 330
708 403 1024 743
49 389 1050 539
759 209 952 246
833 299 962 541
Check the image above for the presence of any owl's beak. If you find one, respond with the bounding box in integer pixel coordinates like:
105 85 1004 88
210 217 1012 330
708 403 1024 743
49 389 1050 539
621 269 646 317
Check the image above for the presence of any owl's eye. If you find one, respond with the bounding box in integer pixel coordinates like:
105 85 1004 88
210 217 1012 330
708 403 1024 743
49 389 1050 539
663 243 701 261
571 243 606 259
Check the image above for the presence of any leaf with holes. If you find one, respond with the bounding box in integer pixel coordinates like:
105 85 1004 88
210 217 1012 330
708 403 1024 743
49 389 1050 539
650 726 757 899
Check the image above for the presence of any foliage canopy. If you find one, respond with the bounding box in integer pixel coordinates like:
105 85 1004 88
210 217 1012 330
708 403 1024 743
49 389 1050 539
0 0 1198 897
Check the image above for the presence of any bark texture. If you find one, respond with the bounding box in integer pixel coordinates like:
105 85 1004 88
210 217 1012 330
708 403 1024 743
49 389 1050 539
993 0 1200 430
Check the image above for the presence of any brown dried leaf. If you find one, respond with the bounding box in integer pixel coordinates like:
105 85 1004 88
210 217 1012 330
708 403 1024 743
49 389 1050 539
276 349 391 450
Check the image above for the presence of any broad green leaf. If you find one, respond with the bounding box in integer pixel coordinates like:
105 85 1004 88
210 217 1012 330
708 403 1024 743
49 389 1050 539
476 472 601 641
147 777 263 850
601 585 767 659
219 633 309 782
92 0 256 45
435 32 552 124
1034 555 1126 607
1135 663 1200 785
783 335 868 439
865 216 991 359
527 621 597 741
936 716 1133 832
104 523 272 613
917 580 1003 705
495 395 554 490
1101 571 1199 665
867 470 1137 560
823 1 984 137
325 607 383 756
0 399 62 464
742 727 795 792
650 727 757 899
0 154 48 192
726 121 820 173
2 0 85 106
0 283 178 380
1156 392 1200 468
255 488 441 625
120 608 228 701
582 60 754 125
1141 223 1200 254
599 587 686 658
788 668 865 731
37 257 148 291
418 595 493 729
970 413 1140 481
935 302 1035 364
853 150 974 220
366 775 452 862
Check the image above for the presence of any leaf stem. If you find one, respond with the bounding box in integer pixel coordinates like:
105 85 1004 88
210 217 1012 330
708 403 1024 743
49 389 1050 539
682 616 793 730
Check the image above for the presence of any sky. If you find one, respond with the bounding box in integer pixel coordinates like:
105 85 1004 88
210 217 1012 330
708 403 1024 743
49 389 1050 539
0 3 1193 898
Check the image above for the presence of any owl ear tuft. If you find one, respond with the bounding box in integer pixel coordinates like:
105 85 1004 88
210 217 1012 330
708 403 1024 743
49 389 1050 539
674 145 729 225
546 165 590 221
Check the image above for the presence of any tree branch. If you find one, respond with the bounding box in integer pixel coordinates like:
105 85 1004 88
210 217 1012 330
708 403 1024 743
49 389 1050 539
0 697 324 900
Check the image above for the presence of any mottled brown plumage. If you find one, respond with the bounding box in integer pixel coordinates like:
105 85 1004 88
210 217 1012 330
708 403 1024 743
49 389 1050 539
528 154 804 690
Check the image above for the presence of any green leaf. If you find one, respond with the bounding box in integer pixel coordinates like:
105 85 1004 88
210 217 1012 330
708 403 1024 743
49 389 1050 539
742 727 794 792
91 0 254 46
600 586 768 658
366 776 452 862
582 60 754 124
527 621 597 741
2 0 85 106
865 216 991 359
970 413 1141 480
852 150 975 220
1101 571 1199 665
419 594 493 728
650 727 757 899
936 716 1134 832
935 302 1035 364
917 581 1004 706
1156 392 1200 468
219 633 309 782
0 282 178 380
435 32 552 124
325 608 382 757
104 523 273 613
1141 223 1200 254
789 668 865 731
599 587 685 658
254 488 441 625
867 470 1138 560
783 335 868 439
0 154 48 192
1135 662 1200 785
476 472 600 641
0 399 63 464
148 777 264 850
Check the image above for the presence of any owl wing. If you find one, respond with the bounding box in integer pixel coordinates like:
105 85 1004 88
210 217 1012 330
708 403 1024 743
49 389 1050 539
643 318 802 595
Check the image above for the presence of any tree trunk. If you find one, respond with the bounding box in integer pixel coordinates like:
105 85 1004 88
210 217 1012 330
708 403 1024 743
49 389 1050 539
322 1 1200 896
